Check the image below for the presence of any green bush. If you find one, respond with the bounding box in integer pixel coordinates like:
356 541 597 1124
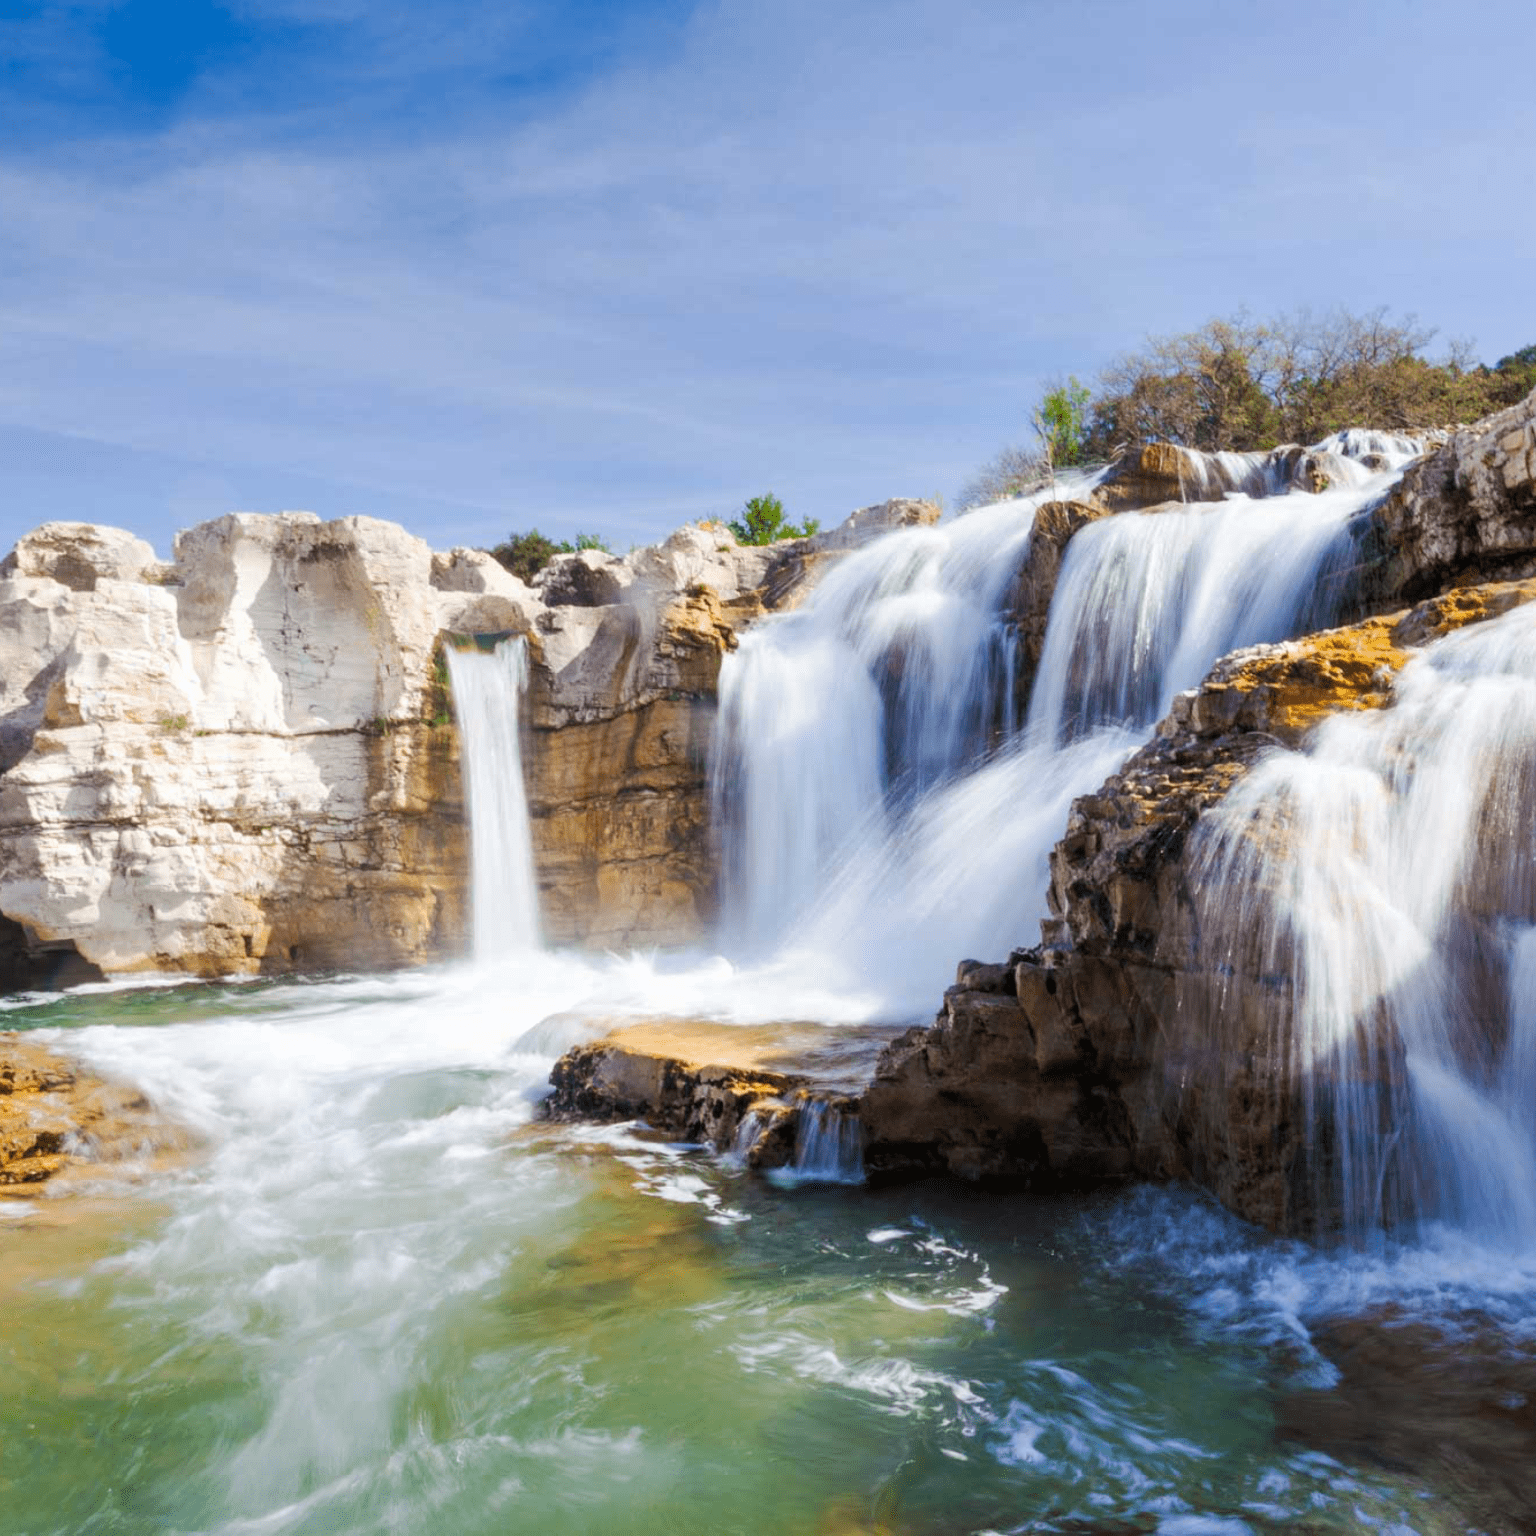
727 493 821 546
489 528 612 583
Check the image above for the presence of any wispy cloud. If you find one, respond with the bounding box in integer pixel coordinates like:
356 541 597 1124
2 0 1533 554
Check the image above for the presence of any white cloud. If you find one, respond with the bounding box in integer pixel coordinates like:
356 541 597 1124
1 0 1534 552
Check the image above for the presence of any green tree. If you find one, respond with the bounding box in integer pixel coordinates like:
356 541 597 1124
1034 376 1092 468
727 493 821 545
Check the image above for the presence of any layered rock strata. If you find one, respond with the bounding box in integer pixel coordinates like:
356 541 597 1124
0 501 937 984
862 576 1536 1232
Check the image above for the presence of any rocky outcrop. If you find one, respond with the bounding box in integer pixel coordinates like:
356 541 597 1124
0 500 938 983
0 513 504 980
862 578 1536 1231
0 1033 185 1189
1004 500 1114 695
546 1018 896 1171
518 501 939 947
1364 388 1536 603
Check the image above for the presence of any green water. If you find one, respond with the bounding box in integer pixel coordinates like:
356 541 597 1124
0 971 1517 1534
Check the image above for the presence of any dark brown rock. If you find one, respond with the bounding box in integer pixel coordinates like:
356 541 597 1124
861 576 1536 1233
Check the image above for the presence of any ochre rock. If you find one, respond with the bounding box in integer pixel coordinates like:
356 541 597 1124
0 1032 186 1188
546 1017 894 1169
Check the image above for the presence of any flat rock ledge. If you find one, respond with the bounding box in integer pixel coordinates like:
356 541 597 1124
0 1032 187 1192
545 1019 896 1171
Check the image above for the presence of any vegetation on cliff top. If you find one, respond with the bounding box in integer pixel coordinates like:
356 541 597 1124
727 493 821 545
490 529 612 583
962 310 1536 507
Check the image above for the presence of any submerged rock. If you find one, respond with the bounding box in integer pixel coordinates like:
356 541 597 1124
0 1032 186 1189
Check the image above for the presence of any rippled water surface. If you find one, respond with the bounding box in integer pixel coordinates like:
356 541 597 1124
2 971 1530 1535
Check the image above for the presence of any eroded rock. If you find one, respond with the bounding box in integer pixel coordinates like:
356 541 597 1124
0 1033 186 1189
546 1018 897 1171
862 578 1536 1230
1366 387 1536 602
0 499 939 981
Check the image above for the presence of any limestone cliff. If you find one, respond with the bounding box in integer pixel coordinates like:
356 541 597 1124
0 501 937 984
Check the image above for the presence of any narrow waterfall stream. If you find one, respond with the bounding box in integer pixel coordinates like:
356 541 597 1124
445 637 541 957
6 431 1536 1534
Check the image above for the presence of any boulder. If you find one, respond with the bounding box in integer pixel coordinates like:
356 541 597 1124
0 522 159 591
1365 386 1536 602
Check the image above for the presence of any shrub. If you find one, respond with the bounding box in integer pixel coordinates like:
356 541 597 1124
1035 377 1092 468
727 493 821 545
960 311 1536 507
489 528 612 583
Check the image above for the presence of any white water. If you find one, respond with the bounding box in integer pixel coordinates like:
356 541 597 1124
789 1099 865 1184
1190 599 1536 1241
713 437 1421 1010
445 638 541 958
14 425 1536 1531
1026 485 1369 743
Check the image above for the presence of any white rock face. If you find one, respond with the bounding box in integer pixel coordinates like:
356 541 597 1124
0 501 941 980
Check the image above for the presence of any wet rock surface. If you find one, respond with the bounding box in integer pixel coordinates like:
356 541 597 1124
862 575 1536 1231
546 1018 898 1170
0 1032 186 1189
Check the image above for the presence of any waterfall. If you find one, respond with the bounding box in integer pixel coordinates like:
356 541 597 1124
711 435 1418 1001
1025 487 1366 744
791 1098 865 1183
711 481 1063 953
446 637 541 959
1188 600 1536 1241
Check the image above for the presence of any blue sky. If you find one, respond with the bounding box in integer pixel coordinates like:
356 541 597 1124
2 0 1533 557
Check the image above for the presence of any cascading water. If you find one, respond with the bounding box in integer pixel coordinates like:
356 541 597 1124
1188 599 1536 1243
790 1098 865 1183
1025 486 1368 744
712 436 1423 1009
711 481 1064 955
10 426 1535 1534
445 637 541 957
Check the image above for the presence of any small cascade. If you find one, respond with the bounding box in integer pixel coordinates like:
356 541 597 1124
1025 485 1367 744
728 1109 768 1164
445 637 542 959
1188 600 1536 1241
790 1097 864 1183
